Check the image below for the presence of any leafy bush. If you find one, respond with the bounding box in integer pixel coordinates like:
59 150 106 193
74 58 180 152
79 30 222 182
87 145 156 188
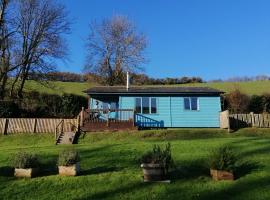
58 149 80 166
12 152 40 169
0 100 20 117
141 143 174 172
209 146 238 172
2 91 88 118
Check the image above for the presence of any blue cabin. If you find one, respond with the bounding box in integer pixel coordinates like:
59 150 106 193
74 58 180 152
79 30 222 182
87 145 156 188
83 86 223 129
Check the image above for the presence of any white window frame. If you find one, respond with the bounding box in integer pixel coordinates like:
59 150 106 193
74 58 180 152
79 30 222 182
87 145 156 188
184 97 199 111
135 97 158 114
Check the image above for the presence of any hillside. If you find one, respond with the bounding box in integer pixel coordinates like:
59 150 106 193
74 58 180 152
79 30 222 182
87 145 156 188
22 80 270 96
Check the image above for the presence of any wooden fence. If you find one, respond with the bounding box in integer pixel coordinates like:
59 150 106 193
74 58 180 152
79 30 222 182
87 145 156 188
220 110 270 129
0 118 77 134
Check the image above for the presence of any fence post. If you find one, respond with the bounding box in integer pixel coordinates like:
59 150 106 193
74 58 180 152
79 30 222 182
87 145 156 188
32 118 37 133
250 112 255 127
133 110 136 127
80 107 84 127
227 110 231 133
107 110 110 127
3 118 9 135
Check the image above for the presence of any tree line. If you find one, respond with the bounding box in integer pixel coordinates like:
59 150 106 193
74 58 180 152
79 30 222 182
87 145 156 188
27 71 204 85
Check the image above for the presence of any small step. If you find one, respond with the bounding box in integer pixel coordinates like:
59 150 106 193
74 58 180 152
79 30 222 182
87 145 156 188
56 132 76 145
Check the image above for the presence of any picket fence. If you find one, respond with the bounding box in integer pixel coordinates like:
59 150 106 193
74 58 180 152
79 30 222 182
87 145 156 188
0 118 78 134
220 110 270 129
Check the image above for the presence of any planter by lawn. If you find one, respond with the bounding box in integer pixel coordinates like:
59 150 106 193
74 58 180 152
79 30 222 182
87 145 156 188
11 152 40 178
58 148 80 176
141 163 166 181
14 168 39 178
58 162 80 176
140 143 174 182
210 169 234 181
209 146 238 181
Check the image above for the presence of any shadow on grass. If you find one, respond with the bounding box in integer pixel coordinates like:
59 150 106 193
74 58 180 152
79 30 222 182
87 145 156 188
80 166 123 176
35 157 59 177
169 159 260 181
199 175 270 200
169 159 209 181
140 129 229 141
234 161 261 179
74 181 153 200
0 166 14 177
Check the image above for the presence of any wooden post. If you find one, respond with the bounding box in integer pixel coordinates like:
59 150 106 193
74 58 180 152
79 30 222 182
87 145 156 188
3 118 9 135
77 115 80 131
133 110 136 127
250 112 255 127
32 118 37 133
80 107 84 127
107 110 110 127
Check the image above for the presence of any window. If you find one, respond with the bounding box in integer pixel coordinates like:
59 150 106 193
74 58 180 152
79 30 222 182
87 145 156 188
135 98 141 113
191 97 198 110
135 97 157 114
142 97 150 114
151 98 157 114
184 97 199 111
184 98 190 110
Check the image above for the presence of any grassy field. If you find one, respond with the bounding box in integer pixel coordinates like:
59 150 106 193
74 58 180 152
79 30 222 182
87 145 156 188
21 80 270 96
1 128 270 200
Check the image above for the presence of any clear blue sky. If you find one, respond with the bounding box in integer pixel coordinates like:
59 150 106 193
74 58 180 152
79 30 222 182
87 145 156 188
57 0 270 80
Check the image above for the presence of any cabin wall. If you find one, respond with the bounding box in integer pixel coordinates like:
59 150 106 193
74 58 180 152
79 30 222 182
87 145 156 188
120 96 171 127
119 95 221 128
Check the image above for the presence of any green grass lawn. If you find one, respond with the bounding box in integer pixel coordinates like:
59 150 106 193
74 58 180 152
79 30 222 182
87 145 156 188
1 128 270 200
20 80 270 96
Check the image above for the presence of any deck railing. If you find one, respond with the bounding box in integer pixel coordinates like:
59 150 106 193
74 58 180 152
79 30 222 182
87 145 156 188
79 108 135 126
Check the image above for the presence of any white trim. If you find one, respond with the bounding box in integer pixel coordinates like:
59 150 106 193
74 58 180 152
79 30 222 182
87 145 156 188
184 97 199 111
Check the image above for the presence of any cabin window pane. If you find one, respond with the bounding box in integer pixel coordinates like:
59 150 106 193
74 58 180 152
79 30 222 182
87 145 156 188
135 98 141 113
102 102 109 110
142 97 150 114
151 98 157 114
110 102 117 110
191 97 198 110
184 98 190 110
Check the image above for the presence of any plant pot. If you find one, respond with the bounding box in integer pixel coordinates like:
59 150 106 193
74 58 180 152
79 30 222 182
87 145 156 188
14 168 39 178
210 169 234 181
58 162 80 176
141 163 166 181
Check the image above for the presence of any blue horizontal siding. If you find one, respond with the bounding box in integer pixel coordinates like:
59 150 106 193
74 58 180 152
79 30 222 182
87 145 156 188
120 95 221 128
90 95 221 128
171 97 220 127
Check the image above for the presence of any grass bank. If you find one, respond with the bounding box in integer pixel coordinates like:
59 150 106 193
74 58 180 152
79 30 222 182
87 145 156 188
0 128 270 200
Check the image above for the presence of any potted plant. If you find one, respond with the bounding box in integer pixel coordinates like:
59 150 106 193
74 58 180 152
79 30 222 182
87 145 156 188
58 148 80 176
12 152 40 178
140 143 174 182
209 146 238 181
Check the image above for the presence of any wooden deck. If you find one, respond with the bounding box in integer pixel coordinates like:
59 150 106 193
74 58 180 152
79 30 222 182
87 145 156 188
79 109 137 132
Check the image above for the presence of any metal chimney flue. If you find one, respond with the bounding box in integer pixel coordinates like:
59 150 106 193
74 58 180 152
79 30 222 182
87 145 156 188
126 71 130 90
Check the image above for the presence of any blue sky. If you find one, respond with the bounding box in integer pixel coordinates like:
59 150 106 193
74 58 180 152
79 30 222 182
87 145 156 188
57 0 270 80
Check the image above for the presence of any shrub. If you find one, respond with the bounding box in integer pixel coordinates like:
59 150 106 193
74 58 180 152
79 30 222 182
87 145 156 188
209 146 238 172
58 149 80 166
12 152 40 169
226 89 250 113
249 95 264 113
0 100 20 117
141 143 174 172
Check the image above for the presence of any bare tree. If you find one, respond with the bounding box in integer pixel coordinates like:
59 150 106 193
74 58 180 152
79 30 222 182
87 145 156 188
226 88 250 113
10 0 70 98
0 0 13 98
85 15 147 85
